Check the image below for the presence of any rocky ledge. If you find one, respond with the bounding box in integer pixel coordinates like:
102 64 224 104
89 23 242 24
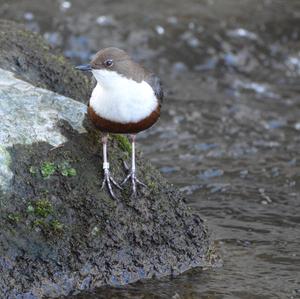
0 20 210 298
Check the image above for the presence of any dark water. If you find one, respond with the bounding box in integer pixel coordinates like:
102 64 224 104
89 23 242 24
1 0 300 298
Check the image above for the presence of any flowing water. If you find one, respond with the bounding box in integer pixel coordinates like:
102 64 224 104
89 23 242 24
0 0 299 298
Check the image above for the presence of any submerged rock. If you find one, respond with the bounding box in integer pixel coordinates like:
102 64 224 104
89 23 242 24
0 21 210 298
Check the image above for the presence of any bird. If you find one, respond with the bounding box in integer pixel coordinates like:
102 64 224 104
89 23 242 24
76 47 163 199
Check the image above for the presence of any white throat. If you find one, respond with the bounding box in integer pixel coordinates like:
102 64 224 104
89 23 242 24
89 69 158 124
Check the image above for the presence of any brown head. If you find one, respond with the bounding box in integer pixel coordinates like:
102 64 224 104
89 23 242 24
76 47 147 82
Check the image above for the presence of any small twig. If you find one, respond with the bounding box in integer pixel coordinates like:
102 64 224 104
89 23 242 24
49 144 65 152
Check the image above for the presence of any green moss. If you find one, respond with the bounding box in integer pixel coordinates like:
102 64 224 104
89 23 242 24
40 162 56 178
50 220 64 231
148 181 156 190
33 218 64 234
58 161 77 177
65 167 76 176
26 204 35 214
39 161 77 178
33 199 53 218
29 165 38 175
28 200 63 233
114 134 132 154
33 219 46 228
7 212 21 223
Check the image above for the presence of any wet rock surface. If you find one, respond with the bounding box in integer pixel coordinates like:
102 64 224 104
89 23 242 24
0 22 210 298
0 20 91 103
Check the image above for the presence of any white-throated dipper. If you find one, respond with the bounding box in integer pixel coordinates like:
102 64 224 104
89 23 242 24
76 47 163 199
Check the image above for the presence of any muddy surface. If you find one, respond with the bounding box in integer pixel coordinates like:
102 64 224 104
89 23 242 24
1 0 300 298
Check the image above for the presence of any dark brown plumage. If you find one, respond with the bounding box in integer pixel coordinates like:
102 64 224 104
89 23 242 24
88 105 161 134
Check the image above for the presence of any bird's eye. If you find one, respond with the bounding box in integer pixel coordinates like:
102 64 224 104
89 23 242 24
104 59 113 67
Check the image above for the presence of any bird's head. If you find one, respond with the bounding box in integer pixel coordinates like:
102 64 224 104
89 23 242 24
76 47 137 87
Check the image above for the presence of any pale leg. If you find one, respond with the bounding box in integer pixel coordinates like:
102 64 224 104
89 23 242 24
101 133 122 199
122 134 147 196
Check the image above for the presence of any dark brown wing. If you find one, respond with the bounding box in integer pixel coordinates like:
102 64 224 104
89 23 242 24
145 74 164 105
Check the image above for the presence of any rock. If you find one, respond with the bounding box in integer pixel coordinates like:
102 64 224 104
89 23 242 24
0 20 92 103
0 21 210 298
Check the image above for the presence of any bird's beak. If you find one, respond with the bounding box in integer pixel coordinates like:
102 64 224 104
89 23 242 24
75 64 92 71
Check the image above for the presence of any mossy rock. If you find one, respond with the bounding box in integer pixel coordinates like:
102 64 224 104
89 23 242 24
0 20 210 298
0 19 92 103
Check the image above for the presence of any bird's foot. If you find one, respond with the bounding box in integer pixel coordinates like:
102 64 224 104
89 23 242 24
121 166 147 197
101 170 122 200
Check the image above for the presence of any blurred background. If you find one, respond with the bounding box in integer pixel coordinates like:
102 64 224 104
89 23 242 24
1 0 299 298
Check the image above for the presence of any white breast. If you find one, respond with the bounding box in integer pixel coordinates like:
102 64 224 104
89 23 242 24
89 69 158 124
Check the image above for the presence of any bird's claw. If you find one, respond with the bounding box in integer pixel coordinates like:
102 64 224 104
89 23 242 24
121 170 147 197
122 160 130 171
101 170 122 200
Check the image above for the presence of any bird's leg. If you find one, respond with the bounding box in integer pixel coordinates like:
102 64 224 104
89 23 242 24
122 134 147 196
101 133 122 199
